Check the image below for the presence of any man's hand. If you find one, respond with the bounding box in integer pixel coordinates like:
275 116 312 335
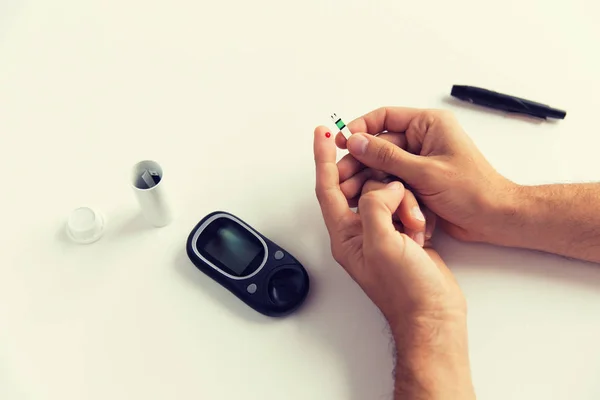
313 126 474 399
337 107 600 263
337 107 516 244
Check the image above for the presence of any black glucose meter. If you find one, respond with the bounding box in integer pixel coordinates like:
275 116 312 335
186 211 309 317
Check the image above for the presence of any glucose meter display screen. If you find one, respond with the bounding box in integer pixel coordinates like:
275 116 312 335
201 218 263 276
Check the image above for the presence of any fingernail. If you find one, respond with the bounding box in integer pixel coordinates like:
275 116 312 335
425 225 434 240
410 206 426 222
413 232 425 247
347 134 368 155
386 181 402 190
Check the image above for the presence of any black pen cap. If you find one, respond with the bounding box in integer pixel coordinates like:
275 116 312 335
450 85 471 99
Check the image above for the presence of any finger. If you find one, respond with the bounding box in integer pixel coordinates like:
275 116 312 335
396 190 426 247
371 170 391 182
396 190 426 232
359 180 395 217
338 132 407 182
342 169 393 201
340 168 371 200
360 179 387 195
361 181 425 244
346 133 424 184
335 132 347 149
359 178 401 206
314 126 353 232
347 107 424 135
423 207 437 240
337 153 362 181
358 181 405 241
360 179 401 207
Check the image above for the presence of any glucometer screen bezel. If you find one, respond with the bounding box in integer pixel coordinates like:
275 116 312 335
198 218 264 276
190 213 268 280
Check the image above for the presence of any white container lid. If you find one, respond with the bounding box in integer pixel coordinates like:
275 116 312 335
66 207 105 244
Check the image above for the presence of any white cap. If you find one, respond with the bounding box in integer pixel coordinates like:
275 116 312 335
66 207 105 244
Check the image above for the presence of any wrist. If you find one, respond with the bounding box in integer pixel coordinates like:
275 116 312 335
392 314 475 400
477 181 529 247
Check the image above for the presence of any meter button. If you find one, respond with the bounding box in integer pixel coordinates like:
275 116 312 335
246 284 257 294
268 267 306 308
274 250 284 260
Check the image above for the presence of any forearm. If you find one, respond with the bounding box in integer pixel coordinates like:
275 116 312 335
393 316 475 400
490 183 600 263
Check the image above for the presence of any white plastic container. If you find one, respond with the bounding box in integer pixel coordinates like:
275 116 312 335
131 160 173 227
66 207 105 244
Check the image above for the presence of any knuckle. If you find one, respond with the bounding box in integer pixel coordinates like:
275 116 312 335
421 109 455 128
315 186 325 203
315 186 336 206
422 108 439 121
358 191 380 210
359 181 375 196
414 110 437 134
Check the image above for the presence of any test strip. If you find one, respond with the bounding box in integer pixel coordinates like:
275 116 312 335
141 170 157 189
331 113 352 139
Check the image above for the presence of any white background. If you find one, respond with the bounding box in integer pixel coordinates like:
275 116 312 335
1 0 600 399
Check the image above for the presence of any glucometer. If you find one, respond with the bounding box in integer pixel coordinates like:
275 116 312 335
186 211 309 317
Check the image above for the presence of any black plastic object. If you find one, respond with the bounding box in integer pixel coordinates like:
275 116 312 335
186 211 309 317
451 85 566 119
267 267 307 308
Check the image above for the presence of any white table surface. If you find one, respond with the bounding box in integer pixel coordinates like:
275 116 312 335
2 0 600 399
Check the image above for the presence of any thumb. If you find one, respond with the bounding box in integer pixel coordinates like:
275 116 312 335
359 182 433 272
347 133 423 184
358 181 405 245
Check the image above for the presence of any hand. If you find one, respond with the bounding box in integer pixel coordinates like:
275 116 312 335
337 107 516 244
360 179 432 247
313 125 466 330
314 125 474 399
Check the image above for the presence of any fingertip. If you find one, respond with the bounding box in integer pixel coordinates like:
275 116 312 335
396 191 426 231
414 232 425 247
346 133 370 156
424 208 437 239
346 132 365 144
314 125 330 138
335 132 347 149
410 206 426 224
314 125 336 163
385 181 403 190
358 181 406 211
405 212 427 232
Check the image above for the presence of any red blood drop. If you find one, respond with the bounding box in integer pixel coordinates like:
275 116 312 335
325 132 331 138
